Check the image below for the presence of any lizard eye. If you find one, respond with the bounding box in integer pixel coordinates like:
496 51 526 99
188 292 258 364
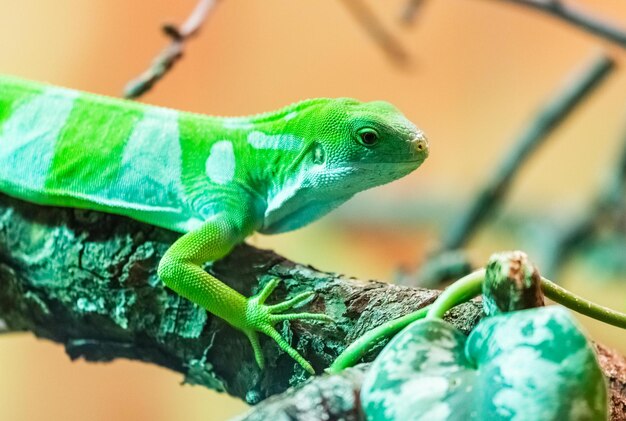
357 128 379 147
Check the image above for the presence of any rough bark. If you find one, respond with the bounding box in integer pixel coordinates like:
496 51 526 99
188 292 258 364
0 193 477 403
0 192 624 419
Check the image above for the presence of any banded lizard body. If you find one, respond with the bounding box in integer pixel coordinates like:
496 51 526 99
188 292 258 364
0 76 429 373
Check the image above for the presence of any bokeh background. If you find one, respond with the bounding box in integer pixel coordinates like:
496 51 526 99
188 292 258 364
1 1 625 420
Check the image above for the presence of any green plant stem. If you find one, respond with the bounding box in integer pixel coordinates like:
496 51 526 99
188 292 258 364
425 270 626 327
541 277 626 329
425 269 486 319
328 271 487 373
326 305 431 374
329 268 626 374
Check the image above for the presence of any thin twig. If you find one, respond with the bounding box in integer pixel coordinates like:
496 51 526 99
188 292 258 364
399 249 473 288
411 52 614 287
493 0 626 49
123 0 218 99
338 0 409 64
237 343 626 421
400 0 426 25
442 51 614 251
541 133 626 275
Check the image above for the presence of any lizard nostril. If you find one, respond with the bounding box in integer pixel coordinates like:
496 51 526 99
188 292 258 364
414 138 429 155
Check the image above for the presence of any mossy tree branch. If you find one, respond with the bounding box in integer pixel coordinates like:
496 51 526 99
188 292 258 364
0 193 478 404
1 193 626 419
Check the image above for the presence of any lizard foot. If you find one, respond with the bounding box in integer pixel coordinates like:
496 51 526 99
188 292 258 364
243 278 333 374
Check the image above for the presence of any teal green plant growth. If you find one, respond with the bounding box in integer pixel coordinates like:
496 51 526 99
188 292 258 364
360 306 608 421
330 265 626 373
327 270 485 374
0 75 429 374
360 252 613 420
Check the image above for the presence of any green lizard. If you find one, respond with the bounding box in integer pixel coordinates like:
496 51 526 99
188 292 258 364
0 75 428 374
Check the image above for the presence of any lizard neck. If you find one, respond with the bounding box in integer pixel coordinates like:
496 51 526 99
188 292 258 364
259 164 355 234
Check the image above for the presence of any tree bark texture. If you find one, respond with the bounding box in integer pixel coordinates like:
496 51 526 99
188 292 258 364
0 193 624 419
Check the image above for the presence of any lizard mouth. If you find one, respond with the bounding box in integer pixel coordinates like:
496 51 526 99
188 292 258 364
350 157 426 167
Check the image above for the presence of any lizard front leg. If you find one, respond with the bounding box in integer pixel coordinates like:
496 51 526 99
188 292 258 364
157 215 330 374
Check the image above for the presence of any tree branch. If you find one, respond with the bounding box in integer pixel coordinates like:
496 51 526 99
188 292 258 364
442 51 613 251
0 193 625 418
0 193 478 404
233 365 368 421
400 0 427 25
123 0 218 99
412 51 614 287
492 0 626 49
540 130 626 275
338 0 410 65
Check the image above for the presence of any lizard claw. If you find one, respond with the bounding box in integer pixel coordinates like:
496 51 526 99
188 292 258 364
244 279 332 374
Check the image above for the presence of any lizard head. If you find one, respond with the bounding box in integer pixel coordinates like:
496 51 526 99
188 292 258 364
312 98 428 181
260 98 428 233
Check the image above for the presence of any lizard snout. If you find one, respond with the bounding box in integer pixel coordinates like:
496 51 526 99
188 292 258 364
412 133 429 159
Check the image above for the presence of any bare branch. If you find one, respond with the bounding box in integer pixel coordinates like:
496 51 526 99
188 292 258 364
339 0 410 65
412 51 614 287
493 0 626 49
443 51 614 251
400 0 427 25
123 0 218 99
540 130 626 275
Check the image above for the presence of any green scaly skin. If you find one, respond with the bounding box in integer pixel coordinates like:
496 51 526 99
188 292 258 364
0 75 429 374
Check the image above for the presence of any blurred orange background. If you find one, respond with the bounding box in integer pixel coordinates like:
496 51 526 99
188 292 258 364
1 1 625 420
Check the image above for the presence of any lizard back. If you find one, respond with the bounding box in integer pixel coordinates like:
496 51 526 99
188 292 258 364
0 76 207 232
